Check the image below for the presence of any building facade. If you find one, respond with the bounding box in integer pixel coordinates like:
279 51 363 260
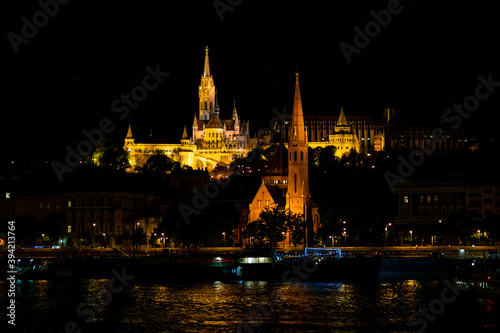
393 180 500 225
276 108 467 157
63 191 162 248
243 73 320 247
124 47 254 172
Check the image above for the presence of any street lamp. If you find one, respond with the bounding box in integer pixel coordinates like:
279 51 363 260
161 233 165 248
385 223 392 246
329 235 332 247
410 230 413 245
222 232 226 246
92 224 96 248
103 233 106 248
343 228 347 246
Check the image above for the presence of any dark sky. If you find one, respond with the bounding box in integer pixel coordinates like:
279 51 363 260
1 0 499 163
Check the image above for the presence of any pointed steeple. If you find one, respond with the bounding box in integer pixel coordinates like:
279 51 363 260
181 126 189 139
193 114 198 127
126 124 133 139
203 45 210 77
199 46 216 120
337 107 348 126
232 100 238 120
334 107 351 133
290 72 306 146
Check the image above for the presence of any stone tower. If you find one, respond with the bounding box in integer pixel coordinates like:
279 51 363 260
286 73 310 217
199 46 216 121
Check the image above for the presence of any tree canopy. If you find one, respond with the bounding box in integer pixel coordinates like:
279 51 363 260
245 207 306 247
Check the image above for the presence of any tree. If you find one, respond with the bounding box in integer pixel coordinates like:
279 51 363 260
245 207 306 247
245 207 287 246
66 237 74 248
262 144 278 162
149 229 159 247
84 139 130 172
40 212 64 246
132 227 147 247
318 146 338 170
285 211 307 246
79 231 91 247
140 150 176 178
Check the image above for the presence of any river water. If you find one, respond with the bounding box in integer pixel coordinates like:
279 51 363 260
2 277 499 333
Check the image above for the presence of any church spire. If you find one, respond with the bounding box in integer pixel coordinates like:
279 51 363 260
199 46 216 120
290 72 306 146
203 45 210 77
126 124 133 139
337 107 348 127
232 100 238 120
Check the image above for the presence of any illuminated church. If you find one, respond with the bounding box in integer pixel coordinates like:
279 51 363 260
124 46 467 172
242 73 320 247
124 47 253 171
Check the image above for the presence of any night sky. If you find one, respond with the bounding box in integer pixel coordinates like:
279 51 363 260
2 0 499 163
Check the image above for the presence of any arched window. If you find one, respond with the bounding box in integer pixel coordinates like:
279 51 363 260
300 151 303 161
294 174 297 193
294 151 297 162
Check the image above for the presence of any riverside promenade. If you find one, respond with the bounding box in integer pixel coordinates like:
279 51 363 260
6 245 500 259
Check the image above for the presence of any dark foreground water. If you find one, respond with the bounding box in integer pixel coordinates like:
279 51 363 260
1 277 499 333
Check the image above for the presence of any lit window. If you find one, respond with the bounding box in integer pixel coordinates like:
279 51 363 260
68 200 72 208
6 193 10 199
67 225 72 233
403 195 409 204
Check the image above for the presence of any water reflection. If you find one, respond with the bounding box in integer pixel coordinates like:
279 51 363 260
0 279 498 333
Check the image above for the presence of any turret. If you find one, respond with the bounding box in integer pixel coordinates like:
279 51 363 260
199 46 216 120
181 126 190 146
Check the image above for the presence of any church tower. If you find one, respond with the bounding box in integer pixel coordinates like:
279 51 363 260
286 73 310 217
199 46 216 121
